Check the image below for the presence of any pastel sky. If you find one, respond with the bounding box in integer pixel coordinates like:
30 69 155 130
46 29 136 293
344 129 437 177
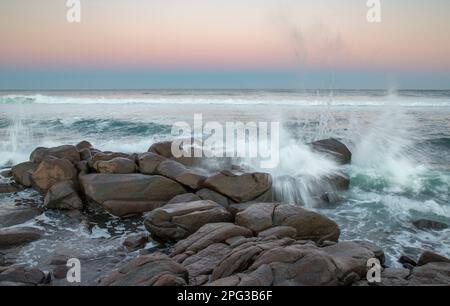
1 0 450 89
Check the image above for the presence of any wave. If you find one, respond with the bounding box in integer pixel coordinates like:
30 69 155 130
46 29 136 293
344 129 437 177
2 93 450 107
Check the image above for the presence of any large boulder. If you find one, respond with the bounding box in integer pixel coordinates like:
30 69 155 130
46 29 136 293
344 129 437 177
0 183 23 193
79 174 186 217
196 188 232 209
94 157 137 174
75 140 93 151
11 162 37 187
0 227 42 248
203 170 272 203
156 160 206 190
235 203 340 242
99 253 188 286
88 152 134 169
407 262 450 286
144 200 233 241
44 181 83 210
137 152 166 175
310 138 352 165
31 159 78 193
148 141 174 158
30 145 80 164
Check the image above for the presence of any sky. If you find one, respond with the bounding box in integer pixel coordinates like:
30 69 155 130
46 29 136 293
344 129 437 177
1 0 450 90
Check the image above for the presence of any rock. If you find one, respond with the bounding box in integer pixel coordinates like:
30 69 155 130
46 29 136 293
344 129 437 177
310 138 352 165
167 193 201 204
48 254 70 265
171 223 253 256
0 206 41 228
205 239 379 286
137 152 166 175
399 255 417 268
0 266 46 285
88 152 133 169
417 251 450 266
144 200 233 241
148 141 174 158
11 162 37 187
0 227 42 248
0 182 23 193
99 253 188 286
122 233 149 252
75 140 93 151
203 170 272 203
52 265 69 279
76 160 89 175
80 174 186 217
196 188 231 209
94 157 137 174
78 148 92 161
258 226 297 239
31 159 78 193
0 169 12 178
407 262 450 286
235 203 340 242
30 145 80 164
44 181 83 210
156 159 206 190
412 219 448 231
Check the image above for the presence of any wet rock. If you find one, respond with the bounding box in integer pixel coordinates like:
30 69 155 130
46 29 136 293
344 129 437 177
76 160 90 175
156 159 206 190
144 200 232 241
235 203 340 242
78 148 92 161
44 181 83 210
30 145 80 164
52 265 69 279
123 233 149 252
196 188 232 210
137 152 166 175
0 169 12 178
412 219 448 231
99 253 188 286
0 182 23 193
167 193 201 204
75 140 93 151
310 138 352 165
0 227 42 248
417 251 450 266
80 173 186 217
171 223 253 257
0 266 46 285
94 157 137 174
399 255 417 268
203 170 272 203
11 162 37 187
31 158 78 193
148 141 174 158
0 206 41 228
408 262 450 286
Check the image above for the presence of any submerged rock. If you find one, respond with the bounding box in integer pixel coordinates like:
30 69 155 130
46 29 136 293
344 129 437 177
310 138 352 165
0 206 41 228
122 233 149 252
80 173 186 217
0 227 42 248
0 183 23 194
203 170 272 203
99 253 188 286
144 200 233 241
412 219 448 231
0 266 47 286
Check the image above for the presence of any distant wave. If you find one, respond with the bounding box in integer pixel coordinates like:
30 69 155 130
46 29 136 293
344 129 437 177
1 93 450 107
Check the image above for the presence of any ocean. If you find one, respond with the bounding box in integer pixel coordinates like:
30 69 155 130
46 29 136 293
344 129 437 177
1 89 449 270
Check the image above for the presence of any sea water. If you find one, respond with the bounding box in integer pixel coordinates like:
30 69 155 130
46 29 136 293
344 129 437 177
0 89 449 268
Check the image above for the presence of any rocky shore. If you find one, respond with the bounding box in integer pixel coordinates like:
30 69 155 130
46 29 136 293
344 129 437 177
0 139 449 286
